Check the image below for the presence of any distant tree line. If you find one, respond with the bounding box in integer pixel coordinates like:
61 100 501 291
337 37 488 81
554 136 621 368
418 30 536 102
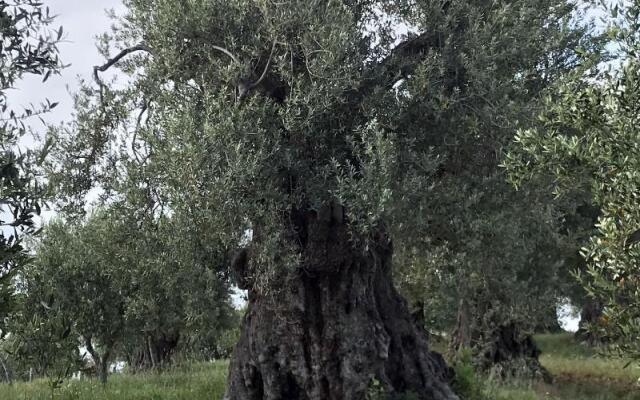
3 206 239 384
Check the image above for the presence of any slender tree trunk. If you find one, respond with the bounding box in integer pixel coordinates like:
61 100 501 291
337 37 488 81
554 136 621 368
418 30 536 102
225 205 458 400
449 299 471 356
0 355 11 384
147 336 157 369
98 359 109 385
84 336 111 384
128 332 180 371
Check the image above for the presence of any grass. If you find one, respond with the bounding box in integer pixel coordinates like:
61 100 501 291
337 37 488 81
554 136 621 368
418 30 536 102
0 333 638 399
490 333 640 400
0 361 228 400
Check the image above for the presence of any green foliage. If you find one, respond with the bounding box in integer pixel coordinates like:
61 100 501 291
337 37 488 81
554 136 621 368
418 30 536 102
537 333 640 391
22 214 132 382
0 0 62 337
366 377 419 400
0 1 65 387
43 0 605 298
392 0 605 363
504 1 640 364
458 333 640 400
495 333 640 400
194 323 240 360
9 289 83 397
366 378 386 400
16 206 237 379
0 360 229 400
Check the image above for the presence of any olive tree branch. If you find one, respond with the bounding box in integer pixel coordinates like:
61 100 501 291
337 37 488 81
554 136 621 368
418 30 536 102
248 39 278 91
93 43 153 104
358 30 443 96
211 45 241 65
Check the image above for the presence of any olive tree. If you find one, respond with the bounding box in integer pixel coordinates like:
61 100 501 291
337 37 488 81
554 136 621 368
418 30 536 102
27 205 237 381
29 215 130 384
396 175 577 381
46 0 601 398
505 1 640 363
0 0 61 337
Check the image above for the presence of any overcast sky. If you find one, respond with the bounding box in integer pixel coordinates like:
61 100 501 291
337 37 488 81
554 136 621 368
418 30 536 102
8 0 609 140
8 0 126 133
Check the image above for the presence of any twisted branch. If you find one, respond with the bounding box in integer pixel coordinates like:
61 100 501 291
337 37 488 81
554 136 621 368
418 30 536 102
93 43 153 103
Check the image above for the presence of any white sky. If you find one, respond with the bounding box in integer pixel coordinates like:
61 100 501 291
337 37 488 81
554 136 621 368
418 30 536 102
7 0 126 132
2 0 127 225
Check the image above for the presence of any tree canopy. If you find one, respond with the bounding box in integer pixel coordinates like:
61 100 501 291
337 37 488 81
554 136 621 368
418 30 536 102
40 1 606 398
47 0 602 290
10 204 238 383
505 0 640 364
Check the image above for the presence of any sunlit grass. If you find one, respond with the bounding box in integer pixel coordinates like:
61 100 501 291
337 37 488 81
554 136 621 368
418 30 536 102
491 333 640 400
537 333 640 384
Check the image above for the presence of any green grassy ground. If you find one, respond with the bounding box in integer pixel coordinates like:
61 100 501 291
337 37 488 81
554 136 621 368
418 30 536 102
0 333 637 399
490 333 640 400
0 361 228 400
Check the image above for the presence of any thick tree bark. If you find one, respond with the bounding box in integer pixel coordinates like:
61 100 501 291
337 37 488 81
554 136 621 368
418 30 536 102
475 323 550 382
225 205 458 400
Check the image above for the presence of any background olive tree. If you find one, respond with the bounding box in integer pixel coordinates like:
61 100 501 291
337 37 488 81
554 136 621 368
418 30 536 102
0 0 62 337
14 204 238 383
505 0 640 364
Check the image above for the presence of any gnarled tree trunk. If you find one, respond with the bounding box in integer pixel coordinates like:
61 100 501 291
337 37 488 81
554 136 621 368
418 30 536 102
450 299 550 383
475 322 550 382
225 205 458 400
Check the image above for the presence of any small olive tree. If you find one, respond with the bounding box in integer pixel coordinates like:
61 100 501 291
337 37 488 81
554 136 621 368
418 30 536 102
0 0 62 337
